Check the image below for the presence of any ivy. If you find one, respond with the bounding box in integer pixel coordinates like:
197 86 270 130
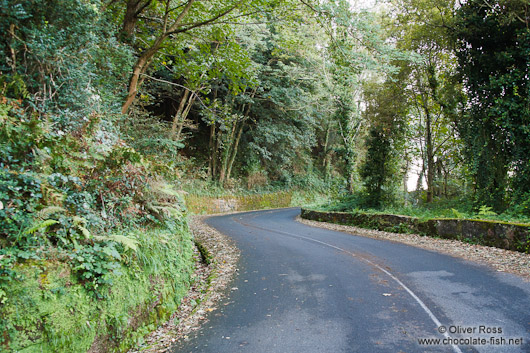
454 0 530 211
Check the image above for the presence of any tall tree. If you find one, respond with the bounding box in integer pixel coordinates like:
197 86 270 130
304 0 410 192
114 0 276 114
454 0 530 211
360 68 409 208
390 0 464 202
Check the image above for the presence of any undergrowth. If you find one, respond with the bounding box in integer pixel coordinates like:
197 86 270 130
0 92 196 351
1 225 194 352
318 192 530 225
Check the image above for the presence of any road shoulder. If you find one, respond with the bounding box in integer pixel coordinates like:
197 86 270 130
297 216 530 280
129 215 240 352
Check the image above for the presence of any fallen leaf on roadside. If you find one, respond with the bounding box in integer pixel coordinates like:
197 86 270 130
128 216 240 353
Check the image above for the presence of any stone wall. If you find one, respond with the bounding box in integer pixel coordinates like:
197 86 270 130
185 191 293 214
301 209 530 253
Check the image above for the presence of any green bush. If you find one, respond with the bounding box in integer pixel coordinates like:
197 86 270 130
0 169 43 242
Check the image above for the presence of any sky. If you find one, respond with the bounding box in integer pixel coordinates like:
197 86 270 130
350 0 380 10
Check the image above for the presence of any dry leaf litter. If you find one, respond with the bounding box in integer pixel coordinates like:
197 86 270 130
129 215 240 352
297 216 530 280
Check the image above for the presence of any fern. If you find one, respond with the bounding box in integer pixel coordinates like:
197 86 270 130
155 184 181 197
72 216 87 226
37 206 66 219
451 208 464 219
109 234 138 251
154 204 183 218
41 184 66 205
150 181 184 204
24 219 59 234
69 216 91 239
77 225 92 239
478 205 497 216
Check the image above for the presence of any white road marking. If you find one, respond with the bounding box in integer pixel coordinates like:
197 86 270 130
233 213 463 353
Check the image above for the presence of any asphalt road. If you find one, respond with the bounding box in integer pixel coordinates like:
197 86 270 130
173 208 530 353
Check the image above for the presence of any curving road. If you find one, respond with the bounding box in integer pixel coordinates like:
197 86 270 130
173 208 530 353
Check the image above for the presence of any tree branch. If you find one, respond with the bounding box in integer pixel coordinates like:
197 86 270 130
167 1 243 35
139 73 217 116
135 0 152 17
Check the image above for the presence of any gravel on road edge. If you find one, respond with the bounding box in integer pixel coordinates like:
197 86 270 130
129 215 240 353
297 216 530 281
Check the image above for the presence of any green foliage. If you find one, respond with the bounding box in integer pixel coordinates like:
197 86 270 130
359 127 397 208
454 0 530 212
228 21 322 183
478 205 497 217
450 208 464 219
320 193 366 212
318 195 530 225
68 243 121 298
24 219 60 235
0 99 40 168
392 0 465 204
0 224 195 352
359 69 408 208
507 192 530 217
120 111 185 180
0 168 43 242
0 250 18 305
95 233 139 252
385 222 412 234
0 4 192 344
0 0 133 130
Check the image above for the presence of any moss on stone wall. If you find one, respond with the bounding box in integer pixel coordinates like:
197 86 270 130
301 209 530 253
184 191 293 214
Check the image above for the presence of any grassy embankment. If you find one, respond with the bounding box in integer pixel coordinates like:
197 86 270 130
1 183 314 352
2 225 194 353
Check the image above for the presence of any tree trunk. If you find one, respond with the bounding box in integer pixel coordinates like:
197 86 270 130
171 89 190 138
436 160 443 197
208 123 216 179
444 167 448 197
225 121 245 184
118 0 245 114
213 128 222 181
122 0 151 40
219 121 237 185
121 39 166 114
403 158 409 206
416 164 425 191
121 0 196 114
175 93 197 142
222 87 255 185
209 88 220 180
323 121 330 166
349 172 355 193
8 24 16 73
426 110 434 203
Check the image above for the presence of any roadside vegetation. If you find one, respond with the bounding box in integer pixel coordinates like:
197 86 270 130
311 0 530 227
0 0 528 351
319 195 530 225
